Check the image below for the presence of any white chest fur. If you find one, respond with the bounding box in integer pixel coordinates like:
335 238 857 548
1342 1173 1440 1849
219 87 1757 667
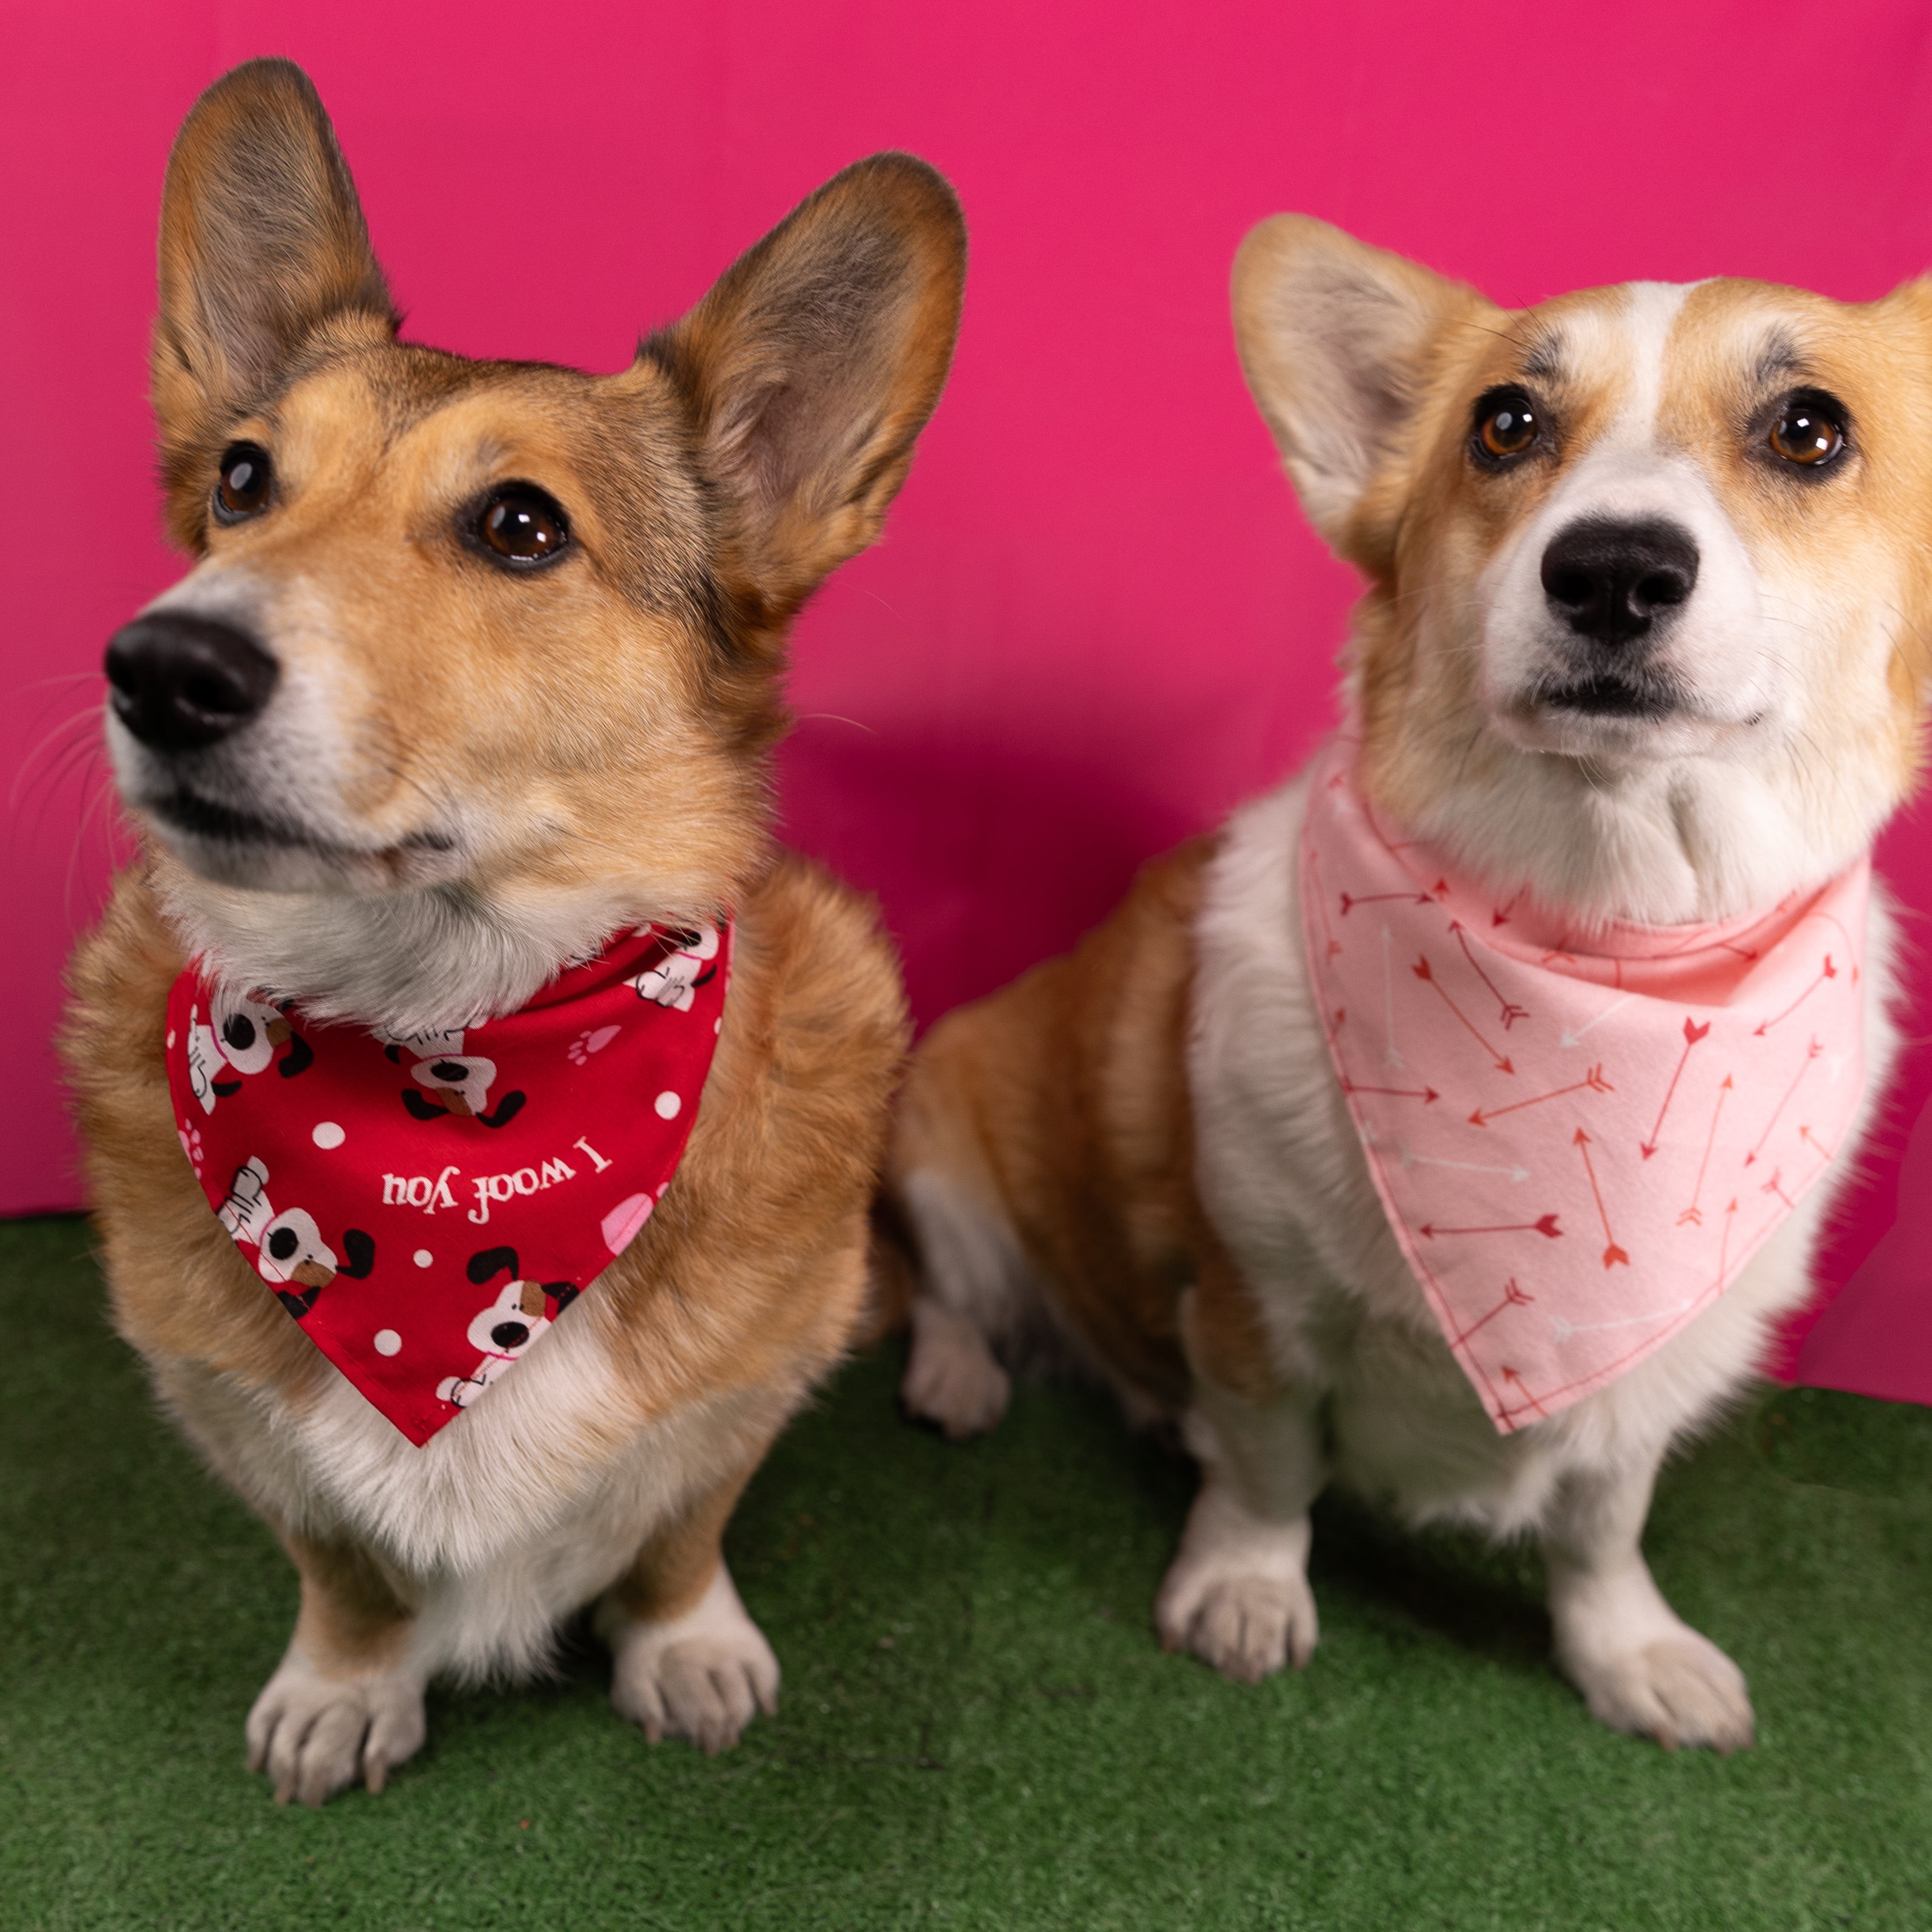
153 1292 775 1681
1186 771 1901 1533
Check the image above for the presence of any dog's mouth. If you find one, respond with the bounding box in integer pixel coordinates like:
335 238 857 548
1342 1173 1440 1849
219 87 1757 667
144 784 459 878
1536 673 1681 720
150 786 328 851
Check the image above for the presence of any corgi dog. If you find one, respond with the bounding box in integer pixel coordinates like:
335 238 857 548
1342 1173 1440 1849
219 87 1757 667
63 59 962 1805
889 218 1931 1750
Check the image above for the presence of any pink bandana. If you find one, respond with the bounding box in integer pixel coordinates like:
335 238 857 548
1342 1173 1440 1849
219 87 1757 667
165 923 731 1444
1301 737 1868 1433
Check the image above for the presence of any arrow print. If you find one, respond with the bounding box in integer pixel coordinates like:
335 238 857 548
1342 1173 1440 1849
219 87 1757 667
1450 920 1529 1028
1413 952 1514 1073
1677 1073 1733 1226
1573 1128 1630 1267
1744 1036 1822 1166
1419 1213 1562 1240
1470 1063 1611 1128
1753 955 1837 1036
1639 1015 1710 1159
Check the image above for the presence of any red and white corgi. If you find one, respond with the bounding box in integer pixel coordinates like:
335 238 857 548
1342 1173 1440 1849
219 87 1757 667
889 218 1931 1750
64 59 963 1803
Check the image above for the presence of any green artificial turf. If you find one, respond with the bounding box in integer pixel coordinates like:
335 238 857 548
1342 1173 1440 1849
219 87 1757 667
2 1212 1928 1931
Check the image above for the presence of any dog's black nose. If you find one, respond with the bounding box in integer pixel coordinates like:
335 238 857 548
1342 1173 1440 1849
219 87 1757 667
104 613 278 752
1540 519 1699 649
490 1321 531 1351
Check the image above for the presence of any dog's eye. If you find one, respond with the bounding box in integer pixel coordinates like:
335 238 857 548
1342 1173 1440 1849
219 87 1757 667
478 486 569 566
1769 392 1846 467
1474 390 1540 462
213 443 273 521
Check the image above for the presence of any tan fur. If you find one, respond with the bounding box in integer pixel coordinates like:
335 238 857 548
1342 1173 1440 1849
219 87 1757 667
893 221 1932 1749
65 57 963 1804
893 839 1214 1411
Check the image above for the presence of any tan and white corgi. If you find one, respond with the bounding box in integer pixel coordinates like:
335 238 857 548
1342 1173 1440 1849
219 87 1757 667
889 218 1932 1750
64 58 963 1804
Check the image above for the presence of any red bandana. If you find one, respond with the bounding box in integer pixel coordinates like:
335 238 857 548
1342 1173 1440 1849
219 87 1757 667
165 923 731 1444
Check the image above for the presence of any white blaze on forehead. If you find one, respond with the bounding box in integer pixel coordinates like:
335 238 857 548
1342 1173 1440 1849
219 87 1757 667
1550 280 1700 451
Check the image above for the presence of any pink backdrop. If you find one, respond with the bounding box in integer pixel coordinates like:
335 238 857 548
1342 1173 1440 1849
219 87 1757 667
6 0 1930 1403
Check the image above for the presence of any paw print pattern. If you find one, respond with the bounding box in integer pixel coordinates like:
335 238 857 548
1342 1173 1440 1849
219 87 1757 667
567 1025 622 1066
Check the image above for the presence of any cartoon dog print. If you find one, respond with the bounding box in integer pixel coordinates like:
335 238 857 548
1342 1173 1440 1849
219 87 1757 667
215 1155 375 1318
630 924 720 1012
183 987 313 1112
436 1247 578 1408
378 1025 527 1129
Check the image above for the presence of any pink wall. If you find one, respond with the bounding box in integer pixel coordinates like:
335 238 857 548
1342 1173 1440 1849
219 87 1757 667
6 0 1930 1401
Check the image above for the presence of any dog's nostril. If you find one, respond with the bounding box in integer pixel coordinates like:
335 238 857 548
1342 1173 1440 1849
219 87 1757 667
102 613 278 754
490 1321 530 1350
1539 517 1700 650
1544 566 1595 611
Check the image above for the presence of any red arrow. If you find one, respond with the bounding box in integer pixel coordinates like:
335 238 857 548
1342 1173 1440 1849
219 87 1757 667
1341 888 1438 914
1342 1078 1439 1103
1491 890 1524 928
1760 1166 1795 1210
1449 1277 1534 1346
1500 1365 1549 1421
1413 953 1514 1073
1419 1214 1562 1240
1798 1123 1836 1169
1451 921 1530 1028
1714 1196 1740 1286
1470 1064 1611 1127
1676 1073 1733 1226
1639 1016 1710 1158
1744 1036 1822 1166
1573 1129 1629 1267
1753 956 1837 1036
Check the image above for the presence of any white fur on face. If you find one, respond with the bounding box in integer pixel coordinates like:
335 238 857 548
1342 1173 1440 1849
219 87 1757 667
1401 283 1914 926
1475 283 1789 761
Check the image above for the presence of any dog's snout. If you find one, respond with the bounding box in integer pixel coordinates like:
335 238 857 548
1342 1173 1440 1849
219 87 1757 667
104 613 279 752
1540 519 1699 650
490 1321 531 1351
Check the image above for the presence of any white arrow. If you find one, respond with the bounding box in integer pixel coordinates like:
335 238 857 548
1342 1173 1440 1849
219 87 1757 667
1550 1296 1693 1341
1398 1142 1529 1183
1559 992 1634 1049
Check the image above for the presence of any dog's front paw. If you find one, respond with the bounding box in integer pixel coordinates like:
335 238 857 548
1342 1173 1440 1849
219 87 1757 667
245 1646 427 1807
1562 1625 1754 1752
1156 1562 1319 1684
602 1565 779 1756
901 1298 1010 1439
1154 1484 1318 1684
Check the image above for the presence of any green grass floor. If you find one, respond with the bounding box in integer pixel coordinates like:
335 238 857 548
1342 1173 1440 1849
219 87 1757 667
2 1213 1929 1930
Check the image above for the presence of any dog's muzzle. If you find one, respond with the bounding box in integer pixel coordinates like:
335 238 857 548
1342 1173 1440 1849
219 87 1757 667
1536 516 1699 715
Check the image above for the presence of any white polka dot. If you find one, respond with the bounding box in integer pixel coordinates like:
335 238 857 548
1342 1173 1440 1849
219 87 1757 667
654 1089 682 1119
413 1248 433 1269
714 1017 721 1034
373 1329 401 1356
166 1030 176 1050
311 1120 346 1149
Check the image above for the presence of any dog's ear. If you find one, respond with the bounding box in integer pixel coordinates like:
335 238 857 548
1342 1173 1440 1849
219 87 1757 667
644 152 967 619
1232 215 1482 562
153 59 395 458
